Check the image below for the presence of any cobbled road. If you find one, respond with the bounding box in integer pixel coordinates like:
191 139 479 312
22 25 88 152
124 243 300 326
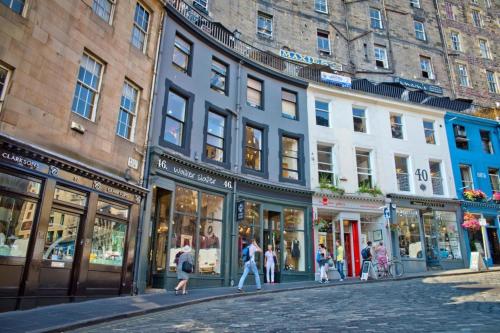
73 271 500 332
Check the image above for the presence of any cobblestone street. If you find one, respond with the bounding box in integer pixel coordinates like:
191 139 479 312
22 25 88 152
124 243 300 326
72 271 500 333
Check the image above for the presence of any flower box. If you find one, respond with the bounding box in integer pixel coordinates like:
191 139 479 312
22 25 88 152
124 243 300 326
463 189 486 202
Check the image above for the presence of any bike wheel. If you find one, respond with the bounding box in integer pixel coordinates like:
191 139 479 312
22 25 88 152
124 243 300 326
389 261 404 278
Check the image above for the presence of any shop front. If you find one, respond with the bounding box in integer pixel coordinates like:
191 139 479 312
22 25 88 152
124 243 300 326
233 181 313 284
388 194 466 273
0 136 145 312
312 192 386 278
461 201 500 267
145 152 234 290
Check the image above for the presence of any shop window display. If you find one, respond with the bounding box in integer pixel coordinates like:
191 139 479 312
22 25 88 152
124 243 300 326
89 218 127 266
43 211 79 262
397 208 422 259
198 193 223 275
283 208 305 271
434 211 461 260
154 190 171 272
238 202 261 269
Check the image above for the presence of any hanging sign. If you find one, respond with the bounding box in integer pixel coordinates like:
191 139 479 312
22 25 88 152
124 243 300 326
320 72 352 88
236 200 245 221
393 77 443 95
279 49 342 71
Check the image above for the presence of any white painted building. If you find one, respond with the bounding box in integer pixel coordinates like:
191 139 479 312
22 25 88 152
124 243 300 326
307 83 465 276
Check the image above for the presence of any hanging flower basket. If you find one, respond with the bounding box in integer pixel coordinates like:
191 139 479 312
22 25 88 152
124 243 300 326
463 189 487 202
461 212 481 231
389 223 400 232
492 192 500 203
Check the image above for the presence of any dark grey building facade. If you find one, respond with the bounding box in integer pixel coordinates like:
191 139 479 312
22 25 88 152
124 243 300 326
135 1 313 292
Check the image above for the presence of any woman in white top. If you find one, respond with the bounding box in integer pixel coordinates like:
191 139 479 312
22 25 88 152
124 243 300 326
264 245 276 284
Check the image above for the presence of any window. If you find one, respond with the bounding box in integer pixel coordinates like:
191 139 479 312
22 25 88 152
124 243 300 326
429 161 444 195
317 30 331 53
489 168 499 192
315 0 328 13
410 0 420 8
198 192 223 275
45 211 80 263
457 64 469 87
370 8 383 29
480 130 494 154
485 0 492 8
71 53 104 120
210 58 227 94
459 165 474 190
356 150 373 188
283 208 305 272
390 114 404 139
435 211 462 259
450 32 461 51
90 216 127 266
131 3 150 52
353 107 367 133
172 34 192 73
444 2 454 20
238 202 261 269
193 0 208 11
395 156 410 192
281 136 300 181
315 100 329 127
247 77 263 108
282 89 297 120
317 144 335 185
92 0 113 23
423 120 436 144
0 65 11 111
116 81 139 141
257 12 273 37
414 21 426 41
487 71 498 94
471 10 482 28
205 111 226 163
163 90 187 146
453 124 468 149
244 125 263 171
374 46 388 68
478 39 490 59
420 56 434 79
1 0 24 14
397 208 421 259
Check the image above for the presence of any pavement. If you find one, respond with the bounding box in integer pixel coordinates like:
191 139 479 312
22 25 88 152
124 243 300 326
0 267 498 333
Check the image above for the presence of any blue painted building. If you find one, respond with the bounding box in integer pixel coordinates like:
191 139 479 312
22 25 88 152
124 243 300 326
445 112 500 267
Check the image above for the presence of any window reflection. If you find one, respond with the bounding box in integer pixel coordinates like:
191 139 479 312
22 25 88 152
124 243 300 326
97 201 129 219
0 172 40 195
238 202 261 269
283 208 305 271
54 187 87 206
44 211 79 262
244 126 263 171
89 218 127 266
397 208 422 259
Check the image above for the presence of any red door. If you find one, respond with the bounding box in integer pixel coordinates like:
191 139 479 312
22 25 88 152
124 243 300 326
344 232 351 276
352 221 361 276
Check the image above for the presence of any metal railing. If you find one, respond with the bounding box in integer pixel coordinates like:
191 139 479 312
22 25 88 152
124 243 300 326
167 0 322 83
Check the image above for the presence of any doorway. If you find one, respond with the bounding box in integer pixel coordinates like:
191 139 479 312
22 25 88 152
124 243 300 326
343 220 360 277
263 210 281 282
487 228 500 265
422 211 440 267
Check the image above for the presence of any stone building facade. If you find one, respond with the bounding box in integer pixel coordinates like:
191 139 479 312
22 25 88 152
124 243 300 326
0 0 163 311
203 0 498 108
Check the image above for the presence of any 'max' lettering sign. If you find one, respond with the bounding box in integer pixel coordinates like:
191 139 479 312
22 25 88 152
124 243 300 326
280 49 342 71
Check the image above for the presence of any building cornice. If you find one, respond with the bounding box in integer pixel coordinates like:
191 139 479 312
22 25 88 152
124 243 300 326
387 193 460 206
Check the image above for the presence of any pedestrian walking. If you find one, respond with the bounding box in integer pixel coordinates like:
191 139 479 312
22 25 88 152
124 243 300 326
264 244 276 284
316 244 330 283
237 238 263 292
174 245 194 295
336 240 345 281
361 241 373 264
375 241 388 272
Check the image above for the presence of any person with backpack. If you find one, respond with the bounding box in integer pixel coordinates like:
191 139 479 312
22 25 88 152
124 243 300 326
237 238 262 292
174 245 194 295
361 241 373 263
316 243 329 283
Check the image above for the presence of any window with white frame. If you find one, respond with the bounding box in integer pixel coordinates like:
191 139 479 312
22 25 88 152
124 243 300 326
429 161 444 195
414 21 426 41
390 114 404 139
479 39 491 59
257 12 273 37
193 0 208 11
315 100 329 127
282 89 297 120
92 0 114 23
444 2 454 20
488 168 499 192
0 65 11 111
317 30 331 53
172 34 192 73
423 120 436 144
356 149 373 188
281 135 300 181
205 111 226 163
450 32 461 51
471 10 482 28
453 124 469 150
395 156 410 192
353 107 367 133
131 3 150 52
487 71 498 94
71 53 104 120
210 58 227 94
116 81 139 141
374 46 388 68
459 164 474 190
315 0 328 13
457 64 469 87
410 0 420 8
163 90 187 146
420 56 434 79
317 144 335 185
1 0 24 14
247 76 263 108
370 8 383 29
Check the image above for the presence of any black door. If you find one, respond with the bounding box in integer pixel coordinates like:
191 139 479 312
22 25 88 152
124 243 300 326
487 228 500 265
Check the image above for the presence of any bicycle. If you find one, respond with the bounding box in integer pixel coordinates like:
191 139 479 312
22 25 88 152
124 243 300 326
373 257 405 279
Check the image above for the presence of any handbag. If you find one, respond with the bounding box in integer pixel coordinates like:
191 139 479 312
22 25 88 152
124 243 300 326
327 258 334 266
182 261 194 273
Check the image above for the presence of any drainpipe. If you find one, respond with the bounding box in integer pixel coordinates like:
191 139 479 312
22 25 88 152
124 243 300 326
341 0 354 71
133 7 165 294
380 0 396 77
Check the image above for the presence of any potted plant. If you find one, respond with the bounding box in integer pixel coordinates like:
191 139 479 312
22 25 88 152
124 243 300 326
318 175 345 195
357 183 383 197
389 223 400 232
463 189 487 202
461 212 481 231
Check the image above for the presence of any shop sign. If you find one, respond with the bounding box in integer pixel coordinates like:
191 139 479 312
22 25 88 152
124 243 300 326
156 157 233 190
279 49 342 71
409 200 445 208
393 77 443 95
1 151 41 170
92 181 140 203
383 207 391 220
236 200 245 221
322 196 328 205
320 72 352 88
